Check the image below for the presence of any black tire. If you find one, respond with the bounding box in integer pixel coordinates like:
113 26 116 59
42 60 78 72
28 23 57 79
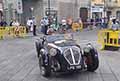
35 41 44 58
39 55 51 77
35 42 40 57
87 49 99 72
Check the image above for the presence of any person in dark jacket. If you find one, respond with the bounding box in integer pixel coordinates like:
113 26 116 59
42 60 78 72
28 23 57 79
0 20 7 27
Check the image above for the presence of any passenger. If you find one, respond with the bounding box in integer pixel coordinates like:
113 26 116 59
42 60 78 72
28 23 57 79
67 17 73 29
44 16 49 35
61 17 67 32
61 17 67 27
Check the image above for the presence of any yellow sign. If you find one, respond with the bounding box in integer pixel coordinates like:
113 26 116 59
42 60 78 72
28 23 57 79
98 29 120 50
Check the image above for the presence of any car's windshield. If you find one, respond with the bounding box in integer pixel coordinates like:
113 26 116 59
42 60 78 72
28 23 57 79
46 34 73 43
54 40 76 47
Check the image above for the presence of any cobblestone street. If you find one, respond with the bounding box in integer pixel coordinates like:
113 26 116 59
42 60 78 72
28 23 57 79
0 29 120 81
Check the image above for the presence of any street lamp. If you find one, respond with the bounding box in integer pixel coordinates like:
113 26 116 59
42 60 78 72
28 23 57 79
48 0 51 16
47 0 51 26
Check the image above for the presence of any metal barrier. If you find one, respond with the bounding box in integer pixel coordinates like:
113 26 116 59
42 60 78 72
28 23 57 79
0 26 26 39
98 29 120 50
0 27 5 39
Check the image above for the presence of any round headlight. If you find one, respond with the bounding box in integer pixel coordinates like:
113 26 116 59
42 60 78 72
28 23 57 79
40 49 46 54
84 47 90 53
50 48 57 56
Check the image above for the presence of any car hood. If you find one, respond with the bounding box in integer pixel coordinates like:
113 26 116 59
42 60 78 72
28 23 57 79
48 43 79 54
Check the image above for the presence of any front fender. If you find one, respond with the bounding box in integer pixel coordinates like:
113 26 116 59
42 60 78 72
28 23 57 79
83 43 98 57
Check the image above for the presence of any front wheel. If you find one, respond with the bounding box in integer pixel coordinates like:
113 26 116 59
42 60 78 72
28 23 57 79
39 55 51 77
35 42 40 57
86 50 99 72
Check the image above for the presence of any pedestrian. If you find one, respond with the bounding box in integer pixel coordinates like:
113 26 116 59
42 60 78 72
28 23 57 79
101 18 105 29
40 16 49 35
0 20 7 27
108 18 113 29
10 19 13 26
27 18 33 32
99 18 102 29
12 19 20 36
111 19 119 30
40 18 45 34
44 16 49 35
89 18 94 30
32 17 37 36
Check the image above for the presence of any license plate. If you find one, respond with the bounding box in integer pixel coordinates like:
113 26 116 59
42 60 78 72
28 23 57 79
70 66 75 69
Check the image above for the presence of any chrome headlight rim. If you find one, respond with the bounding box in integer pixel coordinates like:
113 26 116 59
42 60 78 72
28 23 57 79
40 48 46 54
49 48 57 56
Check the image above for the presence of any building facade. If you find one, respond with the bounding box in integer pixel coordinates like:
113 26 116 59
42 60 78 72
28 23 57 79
91 0 120 20
3 0 23 24
3 0 90 25
91 0 104 19
43 0 90 22
105 0 120 20
22 0 43 25
21 0 90 25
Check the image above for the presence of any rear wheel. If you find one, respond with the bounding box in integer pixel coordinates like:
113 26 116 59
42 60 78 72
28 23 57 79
39 55 51 77
86 50 99 72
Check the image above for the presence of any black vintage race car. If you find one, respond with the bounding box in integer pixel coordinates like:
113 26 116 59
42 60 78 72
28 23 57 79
35 34 99 77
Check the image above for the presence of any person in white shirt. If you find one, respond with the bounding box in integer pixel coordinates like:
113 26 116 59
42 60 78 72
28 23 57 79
27 18 33 32
44 16 49 35
40 16 50 35
12 20 20 26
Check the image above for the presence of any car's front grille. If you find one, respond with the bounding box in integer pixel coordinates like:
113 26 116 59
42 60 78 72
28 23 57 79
63 47 81 65
64 49 73 64
73 49 80 63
